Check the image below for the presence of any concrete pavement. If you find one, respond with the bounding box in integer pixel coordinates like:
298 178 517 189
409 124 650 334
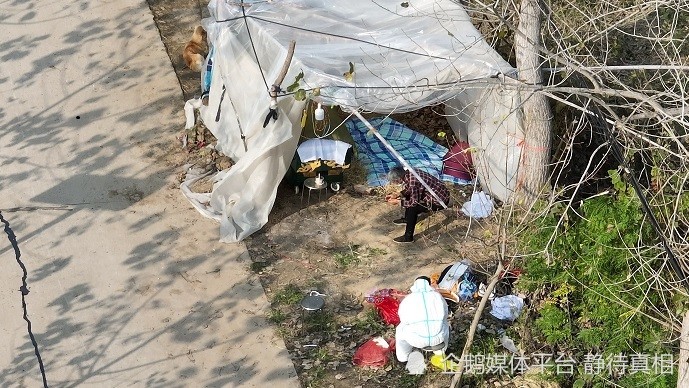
0 1 298 387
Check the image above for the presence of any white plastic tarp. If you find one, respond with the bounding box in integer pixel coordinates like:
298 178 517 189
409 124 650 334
445 83 524 202
184 0 521 242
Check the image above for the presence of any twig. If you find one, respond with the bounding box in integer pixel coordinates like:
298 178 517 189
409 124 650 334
449 260 504 388
263 40 296 127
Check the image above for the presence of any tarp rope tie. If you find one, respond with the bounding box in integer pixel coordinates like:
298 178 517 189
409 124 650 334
215 84 226 122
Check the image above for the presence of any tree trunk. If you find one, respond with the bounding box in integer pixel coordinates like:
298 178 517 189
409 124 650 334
679 310 689 387
514 0 552 206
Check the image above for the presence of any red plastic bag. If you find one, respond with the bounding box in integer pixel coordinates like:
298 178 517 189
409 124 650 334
352 337 394 368
365 289 404 326
374 296 401 326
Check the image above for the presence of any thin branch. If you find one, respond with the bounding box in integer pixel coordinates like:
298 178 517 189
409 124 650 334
449 229 507 388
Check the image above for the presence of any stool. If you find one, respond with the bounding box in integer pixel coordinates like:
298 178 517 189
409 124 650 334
299 291 325 333
418 342 447 369
301 176 327 207
420 342 446 354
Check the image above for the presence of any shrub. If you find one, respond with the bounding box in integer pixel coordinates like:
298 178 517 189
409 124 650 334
517 170 682 385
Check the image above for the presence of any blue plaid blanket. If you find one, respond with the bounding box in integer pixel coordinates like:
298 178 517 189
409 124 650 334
345 117 472 187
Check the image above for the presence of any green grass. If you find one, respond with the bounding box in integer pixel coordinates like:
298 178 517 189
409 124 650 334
268 308 288 324
396 373 423 388
312 347 332 362
304 310 334 333
470 331 499 356
366 247 388 257
332 245 388 268
305 365 326 388
332 244 361 268
273 284 303 305
352 308 386 333
268 309 287 324
333 251 360 268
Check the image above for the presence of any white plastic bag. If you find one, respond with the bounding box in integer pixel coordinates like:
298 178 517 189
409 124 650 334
406 351 426 375
499 334 520 354
461 191 494 218
489 295 524 321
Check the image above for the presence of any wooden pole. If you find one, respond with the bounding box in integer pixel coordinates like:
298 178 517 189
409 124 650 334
678 310 689 388
270 40 296 99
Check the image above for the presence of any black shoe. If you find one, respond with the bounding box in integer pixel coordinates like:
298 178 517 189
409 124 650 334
393 235 414 244
392 218 406 225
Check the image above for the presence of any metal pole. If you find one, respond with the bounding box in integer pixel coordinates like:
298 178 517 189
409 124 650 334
349 108 448 209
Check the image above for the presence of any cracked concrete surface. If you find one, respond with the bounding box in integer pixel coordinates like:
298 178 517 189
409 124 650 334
0 1 298 387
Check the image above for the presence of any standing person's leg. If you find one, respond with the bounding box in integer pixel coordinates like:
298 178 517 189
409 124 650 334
404 205 421 238
393 205 421 243
392 201 406 225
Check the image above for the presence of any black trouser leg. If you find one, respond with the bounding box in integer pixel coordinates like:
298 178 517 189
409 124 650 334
404 204 429 238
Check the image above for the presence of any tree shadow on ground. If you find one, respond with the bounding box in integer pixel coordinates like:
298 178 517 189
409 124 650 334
1 1 296 386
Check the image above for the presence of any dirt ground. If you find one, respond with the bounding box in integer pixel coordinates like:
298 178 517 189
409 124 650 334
145 2 539 388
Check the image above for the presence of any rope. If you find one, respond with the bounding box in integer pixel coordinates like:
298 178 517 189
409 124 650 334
239 0 269 92
213 14 452 61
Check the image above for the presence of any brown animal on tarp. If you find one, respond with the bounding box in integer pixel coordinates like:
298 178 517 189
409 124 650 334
183 26 207 72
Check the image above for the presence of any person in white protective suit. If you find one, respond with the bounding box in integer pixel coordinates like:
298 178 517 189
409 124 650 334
395 276 450 362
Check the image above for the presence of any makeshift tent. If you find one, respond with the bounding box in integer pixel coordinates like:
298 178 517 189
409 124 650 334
183 0 523 242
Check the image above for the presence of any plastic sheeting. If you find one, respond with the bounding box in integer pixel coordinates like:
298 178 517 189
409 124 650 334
461 191 494 218
185 0 522 242
490 295 525 321
445 83 524 202
207 0 514 112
